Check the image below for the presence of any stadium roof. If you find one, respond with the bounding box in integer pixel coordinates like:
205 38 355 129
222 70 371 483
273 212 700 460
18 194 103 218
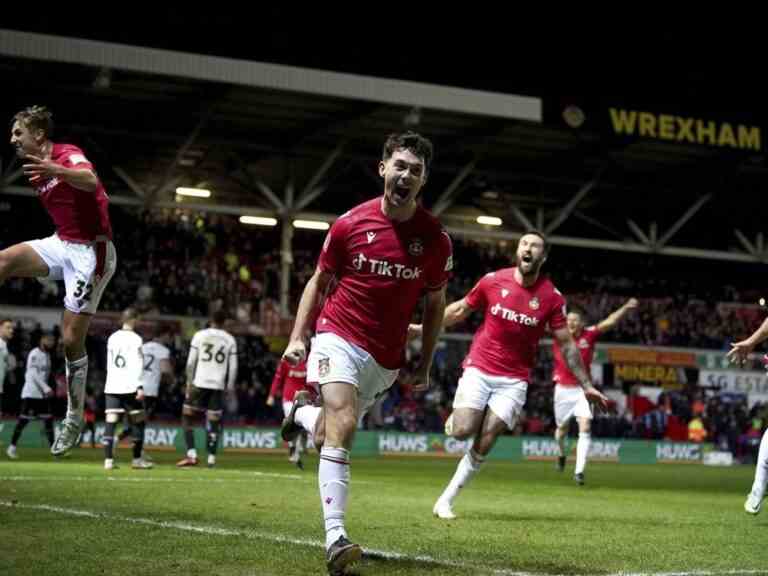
1 28 767 263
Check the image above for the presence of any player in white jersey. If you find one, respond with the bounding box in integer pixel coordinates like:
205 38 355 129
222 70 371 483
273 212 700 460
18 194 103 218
103 309 152 470
6 333 55 459
177 310 237 468
0 318 15 416
117 326 173 449
727 315 768 515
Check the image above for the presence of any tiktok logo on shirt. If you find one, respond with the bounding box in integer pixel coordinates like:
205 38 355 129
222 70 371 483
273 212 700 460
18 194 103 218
351 253 422 279
490 303 539 326
37 178 60 194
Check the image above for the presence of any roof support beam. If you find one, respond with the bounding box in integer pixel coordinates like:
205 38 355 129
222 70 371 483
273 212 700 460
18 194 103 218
545 175 599 235
657 194 713 248
627 219 651 246
295 141 345 211
432 157 478 217
255 181 285 212
510 206 534 230
112 166 146 198
149 104 216 203
3 184 761 264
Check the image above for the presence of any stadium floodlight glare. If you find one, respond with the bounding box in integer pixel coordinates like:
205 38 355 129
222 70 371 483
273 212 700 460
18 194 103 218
293 219 330 230
175 187 211 198
239 216 278 226
476 215 503 226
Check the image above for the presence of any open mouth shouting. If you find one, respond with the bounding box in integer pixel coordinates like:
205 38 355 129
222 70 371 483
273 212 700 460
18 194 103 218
393 181 411 201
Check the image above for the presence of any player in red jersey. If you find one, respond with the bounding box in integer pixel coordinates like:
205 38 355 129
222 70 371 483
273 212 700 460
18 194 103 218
5 106 116 456
280 132 452 574
411 231 608 519
551 299 637 484
267 356 314 469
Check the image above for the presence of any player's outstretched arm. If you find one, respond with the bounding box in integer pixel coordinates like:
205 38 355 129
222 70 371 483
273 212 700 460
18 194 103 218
727 316 768 366
408 296 474 339
595 297 638 333
284 267 334 365
23 154 99 192
412 287 447 392
553 326 609 411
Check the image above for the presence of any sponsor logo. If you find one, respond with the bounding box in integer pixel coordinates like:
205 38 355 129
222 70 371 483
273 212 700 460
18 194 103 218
490 303 539 326
522 439 561 457
222 430 279 449
656 443 701 462
351 253 422 280
38 178 61 194
588 441 621 460
379 434 429 453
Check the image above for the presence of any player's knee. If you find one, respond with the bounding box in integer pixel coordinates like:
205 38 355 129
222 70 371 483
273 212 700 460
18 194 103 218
327 410 356 438
61 329 80 356
450 419 476 440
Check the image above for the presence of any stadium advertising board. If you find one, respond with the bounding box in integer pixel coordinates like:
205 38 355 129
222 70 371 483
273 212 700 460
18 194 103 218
0 424 711 464
548 99 762 152
698 370 768 395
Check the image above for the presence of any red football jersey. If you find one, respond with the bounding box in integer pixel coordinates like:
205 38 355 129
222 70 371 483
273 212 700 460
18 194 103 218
552 326 600 387
33 143 112 242
270 357 312 402
316 198 452 369
463 268 566 380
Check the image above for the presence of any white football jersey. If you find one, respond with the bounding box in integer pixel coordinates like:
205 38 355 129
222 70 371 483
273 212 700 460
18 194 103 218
22 347 52 399
0 339 8 394
188 328 238 390
141 340 171 397
105 329 144 395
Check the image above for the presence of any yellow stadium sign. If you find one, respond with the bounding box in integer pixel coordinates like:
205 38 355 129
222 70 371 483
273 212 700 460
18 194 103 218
609 108 761 150
615 363 680 384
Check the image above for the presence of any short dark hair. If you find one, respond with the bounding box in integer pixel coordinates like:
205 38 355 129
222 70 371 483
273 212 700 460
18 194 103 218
567 304 587 319
520 229 550 254
212 309 228 327
13 105 54 138
382 131 433 175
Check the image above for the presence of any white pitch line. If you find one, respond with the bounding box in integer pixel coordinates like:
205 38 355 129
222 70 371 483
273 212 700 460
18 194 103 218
0 471 377 485
0 471 305 483
0 500 763 576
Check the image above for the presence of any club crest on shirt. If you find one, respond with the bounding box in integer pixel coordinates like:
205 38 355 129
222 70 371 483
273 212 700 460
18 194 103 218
408 237 424 256
318 357 330 378
528 297 540 310
578 338 589 349
501 289 509 298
